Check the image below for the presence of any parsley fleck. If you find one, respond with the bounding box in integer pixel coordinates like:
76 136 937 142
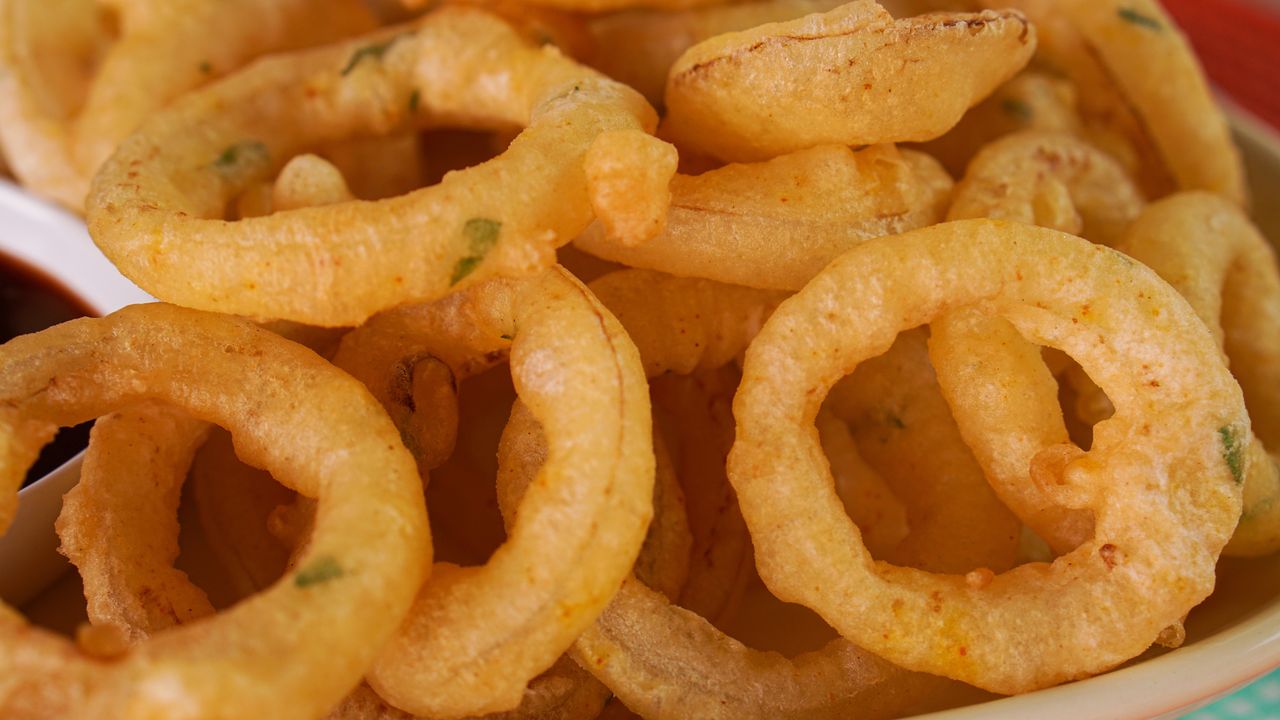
341 35 405 76
450 218 502 285
1001 98 1033 123
295 555 344 587
886 412 906 430
1117 7 1162 31
211 141 269 177
408 89 420 113
198 61 212 75
500 334 513 341
1218 425 1245 485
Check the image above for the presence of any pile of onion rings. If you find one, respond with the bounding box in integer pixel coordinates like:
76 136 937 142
0 0 1271 718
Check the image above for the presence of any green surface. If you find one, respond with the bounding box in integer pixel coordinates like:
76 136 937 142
1184 668 1280 719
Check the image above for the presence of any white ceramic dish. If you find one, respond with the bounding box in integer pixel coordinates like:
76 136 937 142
4 112 1280 718
0 181 151 606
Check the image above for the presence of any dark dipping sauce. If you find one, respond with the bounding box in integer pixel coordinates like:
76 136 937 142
0 251 97 487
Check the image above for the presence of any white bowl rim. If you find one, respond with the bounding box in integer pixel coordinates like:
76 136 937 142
0 179 152 497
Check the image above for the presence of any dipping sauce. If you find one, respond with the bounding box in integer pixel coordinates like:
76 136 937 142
0 251 96 487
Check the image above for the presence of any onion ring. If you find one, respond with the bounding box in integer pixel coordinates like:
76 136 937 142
825 328 1022 573
946 130 1144 247
574 144 952 291
331 266 653 718
928 127 1143 555
814 408 910 560
493 269 980 719
915 71 1082 178
661 0 1036 162
728 219 1247 692
650 366 755 622
0 303 429 719
928 307 1094 556
188 428 295 599
473 399 690 720
56 402 214 642
0 0 376 211
1055 0 1246 205
978 0 1175 198
1114 192 1280 556
87 8 668 326
584 0 846 107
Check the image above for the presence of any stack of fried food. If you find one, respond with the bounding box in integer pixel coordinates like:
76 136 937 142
0 0 1276 717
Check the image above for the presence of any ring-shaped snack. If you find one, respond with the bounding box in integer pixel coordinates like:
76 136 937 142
87 8 666 326
727 219 1247 693
915 72 1083 178
484 399 691 720
331 266 654 718
322 381 677 720
946 130 1144 247
500 270 981 719
927 308 1093 556
0 303 429 719
1055 0 1246 205
977 0 1175 198
661 0 1036 162
584 0 847 106
0 0 375 211
928 130 1145 556
575 144 953 291
1115 192 1280 556
823 328 1022 574
648 365 755 622
56 403 215 642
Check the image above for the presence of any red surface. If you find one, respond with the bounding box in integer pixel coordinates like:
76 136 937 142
1161 0 1280 130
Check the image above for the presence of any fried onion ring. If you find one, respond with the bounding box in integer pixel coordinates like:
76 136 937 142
650 366 755 623
0 303 429 719
330 267 653 718
584 0 846 107
1055 0 1246 205
574 144 952 291
928 307 1094 556
728 219 1247 692
915 71 1082 178
87 8 668 326
56 402 213 642
0 0 376 211
946 130 1144 247
489 270 978 719
928 128 1141 555
1114 192 1280 556
825 329 1022 574
661 1 1036 162
815 408 910 561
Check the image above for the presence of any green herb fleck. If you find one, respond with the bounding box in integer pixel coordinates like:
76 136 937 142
450 218 502 285
198 61 212 75
1001 98 1033 123
295 555 344 588
1117 7 1163 31
886 412 906 430
341 35 405 76
500 334 513 341
212 140 269 176
534 31 555 46
408 89 420 113
1219 425 1245 485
